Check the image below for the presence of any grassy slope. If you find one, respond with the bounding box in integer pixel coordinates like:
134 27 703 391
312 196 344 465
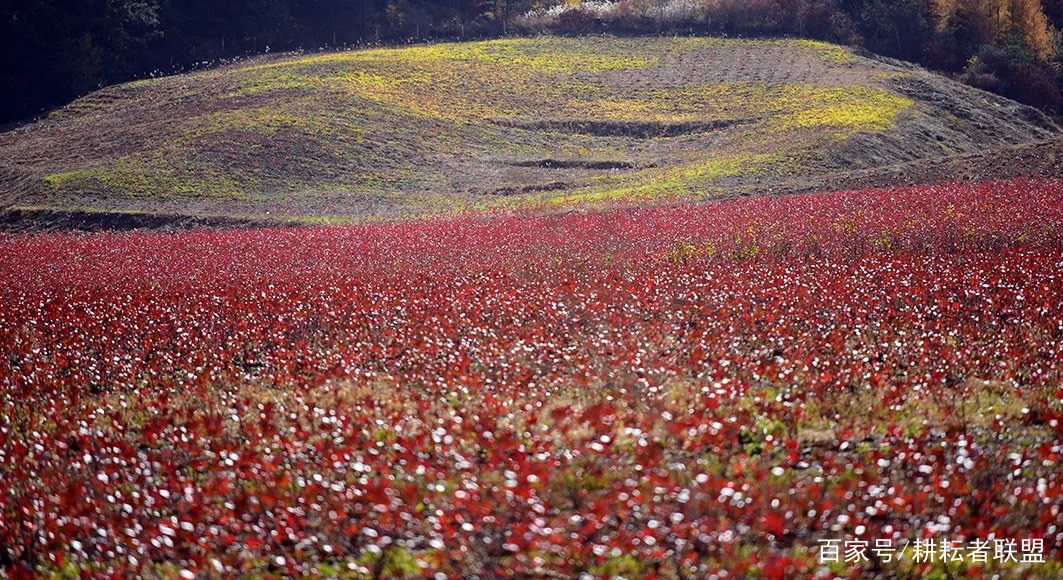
0 37 1058 225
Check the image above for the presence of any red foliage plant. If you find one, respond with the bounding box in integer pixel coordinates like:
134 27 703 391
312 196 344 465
0 179 1061 576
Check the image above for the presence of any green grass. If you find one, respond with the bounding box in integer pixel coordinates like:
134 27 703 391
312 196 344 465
790 39 855 64
542 152 790 206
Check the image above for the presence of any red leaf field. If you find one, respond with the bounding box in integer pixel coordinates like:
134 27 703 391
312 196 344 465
2 179 1062 577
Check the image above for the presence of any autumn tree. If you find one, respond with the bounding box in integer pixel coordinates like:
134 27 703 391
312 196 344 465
1007 0 1055 58
933 0 1055 58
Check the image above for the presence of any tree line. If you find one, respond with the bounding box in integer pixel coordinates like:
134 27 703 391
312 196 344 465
2 0 1061 126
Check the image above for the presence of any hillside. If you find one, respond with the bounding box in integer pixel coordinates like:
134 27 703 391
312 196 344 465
0 36 1059 228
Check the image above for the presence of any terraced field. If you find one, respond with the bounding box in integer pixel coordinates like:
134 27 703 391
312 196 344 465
0 37 1057 226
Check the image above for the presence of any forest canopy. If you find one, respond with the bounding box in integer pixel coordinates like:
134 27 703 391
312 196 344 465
2 0 1061 125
